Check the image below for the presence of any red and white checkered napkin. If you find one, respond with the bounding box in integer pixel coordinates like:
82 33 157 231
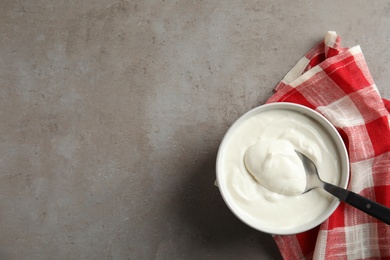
267 31 390 259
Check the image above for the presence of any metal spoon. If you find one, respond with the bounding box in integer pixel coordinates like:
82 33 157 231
295 150 390 225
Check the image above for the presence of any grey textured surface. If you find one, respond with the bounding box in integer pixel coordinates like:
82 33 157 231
1 0 390 259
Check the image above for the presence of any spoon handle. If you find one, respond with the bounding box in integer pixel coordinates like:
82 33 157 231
323 182 390 225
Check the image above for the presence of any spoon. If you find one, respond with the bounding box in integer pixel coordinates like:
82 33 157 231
295 150 390 225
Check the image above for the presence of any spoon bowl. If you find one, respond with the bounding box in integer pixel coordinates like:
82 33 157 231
295 150 390 225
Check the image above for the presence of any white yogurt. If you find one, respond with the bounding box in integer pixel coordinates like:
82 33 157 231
218 108 340 230
244 139 307 196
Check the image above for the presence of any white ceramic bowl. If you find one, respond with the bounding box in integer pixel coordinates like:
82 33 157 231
216 102 350 235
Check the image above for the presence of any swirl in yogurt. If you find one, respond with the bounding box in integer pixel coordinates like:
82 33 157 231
244 140 306 196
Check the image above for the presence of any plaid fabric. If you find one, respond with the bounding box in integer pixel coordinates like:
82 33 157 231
267 32 390 259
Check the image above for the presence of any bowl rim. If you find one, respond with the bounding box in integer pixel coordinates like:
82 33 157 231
216 102 350 235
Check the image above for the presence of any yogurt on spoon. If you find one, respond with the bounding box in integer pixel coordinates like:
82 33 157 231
244 140 306 196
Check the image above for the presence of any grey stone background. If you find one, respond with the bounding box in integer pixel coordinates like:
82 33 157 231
1 0 389 259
